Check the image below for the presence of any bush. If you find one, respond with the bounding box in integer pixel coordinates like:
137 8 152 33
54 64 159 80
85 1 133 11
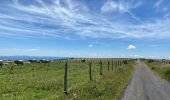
151 67 156 70
148 59 155 63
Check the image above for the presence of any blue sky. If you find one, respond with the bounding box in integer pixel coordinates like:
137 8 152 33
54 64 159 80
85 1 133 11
0 0 170 58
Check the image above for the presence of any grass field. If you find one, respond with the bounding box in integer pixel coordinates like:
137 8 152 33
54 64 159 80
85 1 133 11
0 59 134 100
144 60 170 82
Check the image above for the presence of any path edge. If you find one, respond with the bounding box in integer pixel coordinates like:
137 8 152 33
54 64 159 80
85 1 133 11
118 64 135 100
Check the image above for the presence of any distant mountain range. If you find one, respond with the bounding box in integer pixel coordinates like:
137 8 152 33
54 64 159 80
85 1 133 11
0 56 68 60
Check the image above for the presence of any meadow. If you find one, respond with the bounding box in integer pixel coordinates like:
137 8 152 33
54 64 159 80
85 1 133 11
0 59 134 100
145 59 170 82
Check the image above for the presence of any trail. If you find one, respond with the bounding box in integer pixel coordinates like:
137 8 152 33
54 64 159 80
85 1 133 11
121 61 170 100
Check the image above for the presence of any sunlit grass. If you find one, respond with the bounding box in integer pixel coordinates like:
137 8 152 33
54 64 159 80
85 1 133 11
145 61 170 82
0 60 134 100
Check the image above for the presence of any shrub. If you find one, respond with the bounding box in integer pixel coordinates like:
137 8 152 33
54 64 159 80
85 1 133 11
151 67 156 70
148 59 155 63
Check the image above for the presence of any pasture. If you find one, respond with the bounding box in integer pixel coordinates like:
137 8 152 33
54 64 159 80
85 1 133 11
0 59 134 100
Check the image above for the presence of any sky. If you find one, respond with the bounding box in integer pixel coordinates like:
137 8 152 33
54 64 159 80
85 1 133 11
0 0 170 58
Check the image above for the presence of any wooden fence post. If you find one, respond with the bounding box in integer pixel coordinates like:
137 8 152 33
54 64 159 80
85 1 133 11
116 61 118 68
89 62 92 81
64 61 68 95
108 61 110 71
11 65 13 71
118 61 120 67
112 61 113 70
100 61 102 75
120 61 121 66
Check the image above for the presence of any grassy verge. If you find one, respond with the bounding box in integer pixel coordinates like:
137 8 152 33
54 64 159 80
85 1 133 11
60 62 134 100
144 61 170 82
0 60 134 100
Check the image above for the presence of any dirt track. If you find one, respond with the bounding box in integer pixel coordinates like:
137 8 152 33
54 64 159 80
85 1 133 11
121 61 170 100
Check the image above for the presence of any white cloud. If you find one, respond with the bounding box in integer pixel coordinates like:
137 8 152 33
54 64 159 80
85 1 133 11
28 48 40 51
101 0 128 13
100 0 142 14
127 45 136 50
0 0 170 40
129 54 142 58
101 0 143 23
89 44 93 48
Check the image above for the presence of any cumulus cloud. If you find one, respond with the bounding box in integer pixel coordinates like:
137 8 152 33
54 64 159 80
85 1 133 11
89 44 93 48
127 45 136 50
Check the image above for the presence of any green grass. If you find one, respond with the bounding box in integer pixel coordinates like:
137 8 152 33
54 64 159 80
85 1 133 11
145 61 170 82
0 60 134 100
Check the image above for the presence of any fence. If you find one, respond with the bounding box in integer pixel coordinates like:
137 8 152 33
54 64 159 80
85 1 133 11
63 59 130 95
0 58 131 95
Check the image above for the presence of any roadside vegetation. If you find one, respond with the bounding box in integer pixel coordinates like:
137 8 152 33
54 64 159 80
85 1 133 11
0 59 134 100
144 59 170 82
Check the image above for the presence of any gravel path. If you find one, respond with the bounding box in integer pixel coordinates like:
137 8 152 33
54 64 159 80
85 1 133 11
121 61 170 100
